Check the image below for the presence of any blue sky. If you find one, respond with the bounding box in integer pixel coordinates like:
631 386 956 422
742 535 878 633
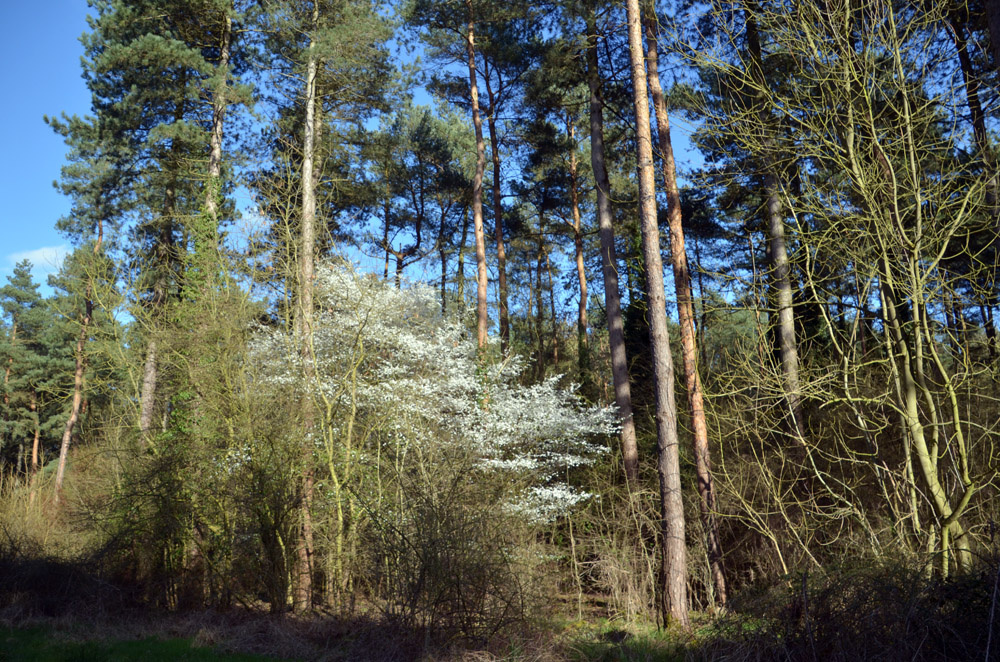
0 1 705 297
0 1 92 290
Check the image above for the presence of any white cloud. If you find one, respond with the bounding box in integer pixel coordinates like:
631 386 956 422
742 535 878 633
6 244 69 275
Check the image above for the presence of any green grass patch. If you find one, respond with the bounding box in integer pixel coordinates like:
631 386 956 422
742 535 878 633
0 627 287 662
561 619 688 662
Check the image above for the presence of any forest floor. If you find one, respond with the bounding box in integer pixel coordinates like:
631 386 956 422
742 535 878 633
0 610 694 662
2 555 998 661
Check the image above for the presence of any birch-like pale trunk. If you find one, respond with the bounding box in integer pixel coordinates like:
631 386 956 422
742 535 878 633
624 0 689 628
584 4 638 482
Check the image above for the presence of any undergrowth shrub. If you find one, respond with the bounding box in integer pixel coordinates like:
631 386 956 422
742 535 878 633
695 556 1000 661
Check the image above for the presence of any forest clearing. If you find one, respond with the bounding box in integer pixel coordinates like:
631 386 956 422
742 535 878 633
1 0 999 659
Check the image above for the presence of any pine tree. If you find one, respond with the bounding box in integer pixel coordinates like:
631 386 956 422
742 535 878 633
0 262 47 476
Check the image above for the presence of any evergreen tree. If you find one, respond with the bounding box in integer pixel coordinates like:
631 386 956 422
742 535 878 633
0 262 47 476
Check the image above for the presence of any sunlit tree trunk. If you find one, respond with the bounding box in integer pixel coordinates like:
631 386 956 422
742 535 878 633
644 8 727 608
584 3 638 482
55 219 103 502
457 204 470 305
624 0 689 628
746 4 807 445
293 0 320 612
568 117 591 392
465 0 490 352
485 78 510 353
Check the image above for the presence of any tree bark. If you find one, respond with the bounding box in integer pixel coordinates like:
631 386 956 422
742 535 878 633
457 205 470 305
139 338 158 435
644 10 727 608
466 0 490 352
485 78 510 353
547 252 559 366
624 0 689 628
55 219 103 502
536 233 546 380
204 10 231 223
30 391 39 473
3 322 16 455
568 117 591 391
293 1 320 612
584 3 639 483
746 5 807 446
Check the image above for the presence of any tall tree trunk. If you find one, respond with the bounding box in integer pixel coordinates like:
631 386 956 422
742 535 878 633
439 233 449 315
30 391 39 473
139 82 187 440
644 10 727 608
746 5 807 446
584 3 639 483
204 11 231 222
55 220 103 502
56 299 91 503
548 252 559 366
457 205 470 305
536 236 545 380
485 81 510 353
29 391 39 504
3 322 14 400
465 1 490 352
139 339 158 436
383 198 391 281
293 1 320 612
624 0 689 628
3 322 16 454
139 224 173 438
568 117 591 392
694 238 709 368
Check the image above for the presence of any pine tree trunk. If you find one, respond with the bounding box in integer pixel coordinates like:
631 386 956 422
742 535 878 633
458 205 470 305
3 322 15 455
485 82 509 353
3 322 13 400
55 220 102 503
139 338 158 435
55 298 91 500
30 391 39 473
746 5 806 446
644 10 727 608
439 244 448 315
29 390 39 504
139 86 185 440
293 1 320 612
548 252 559 365
584 4 639 483
465 1 490 352
535 233 545 380
624 0 689 628
568 118 591 391
204 10 231 221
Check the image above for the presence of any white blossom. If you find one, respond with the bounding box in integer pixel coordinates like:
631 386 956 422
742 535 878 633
246 262 618 522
